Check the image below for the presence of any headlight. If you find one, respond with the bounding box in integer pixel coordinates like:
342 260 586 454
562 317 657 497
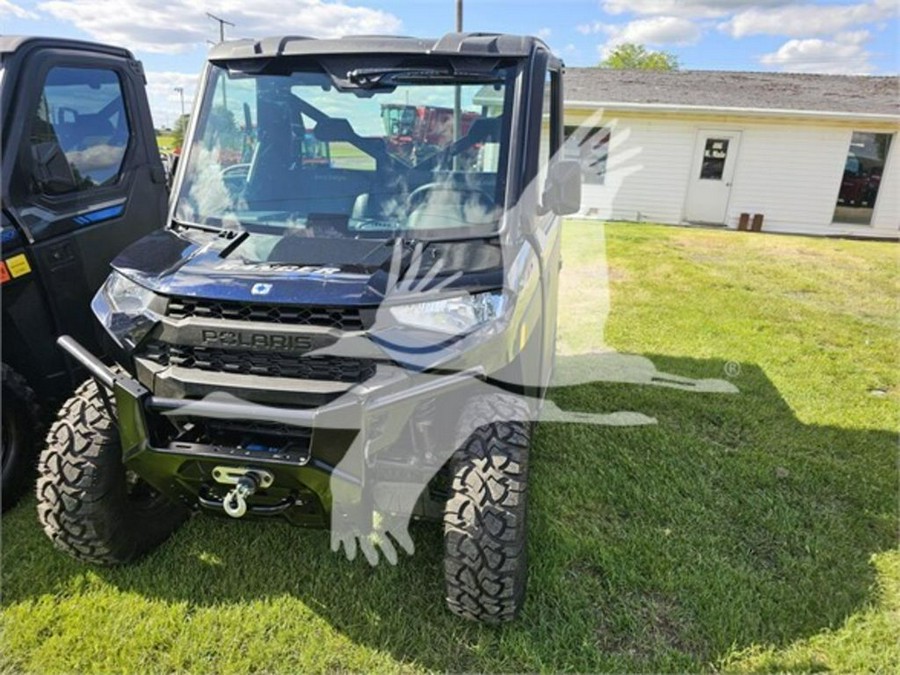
91 271 158 349
389 291 506 335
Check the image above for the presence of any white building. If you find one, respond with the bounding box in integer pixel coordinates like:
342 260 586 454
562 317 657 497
563 69 900 238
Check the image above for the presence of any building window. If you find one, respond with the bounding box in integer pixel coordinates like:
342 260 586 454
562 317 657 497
699 138 729 180
834 131 893 225
564 125 609 185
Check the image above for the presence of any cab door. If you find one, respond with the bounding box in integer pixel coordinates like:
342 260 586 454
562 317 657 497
2 46 167 372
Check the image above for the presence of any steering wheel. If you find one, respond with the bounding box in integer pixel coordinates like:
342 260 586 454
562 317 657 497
405 182 496 216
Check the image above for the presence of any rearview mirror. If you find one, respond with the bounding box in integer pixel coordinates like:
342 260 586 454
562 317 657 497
542 159 582 216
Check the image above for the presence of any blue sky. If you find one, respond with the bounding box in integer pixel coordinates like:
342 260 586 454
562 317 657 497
2 0 898 127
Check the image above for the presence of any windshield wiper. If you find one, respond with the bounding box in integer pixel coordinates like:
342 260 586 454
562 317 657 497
171 218 225 234
170 217 248 238
346 67 500 88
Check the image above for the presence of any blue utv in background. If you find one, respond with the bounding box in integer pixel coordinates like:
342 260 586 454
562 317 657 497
1 36 168 510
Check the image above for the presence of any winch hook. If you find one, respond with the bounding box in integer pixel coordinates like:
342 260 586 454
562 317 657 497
222 474 259 518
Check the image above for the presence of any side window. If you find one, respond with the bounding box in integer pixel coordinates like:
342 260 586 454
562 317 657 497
29 67 130 196
537 70 552 191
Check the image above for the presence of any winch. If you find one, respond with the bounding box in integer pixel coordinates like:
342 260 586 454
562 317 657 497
212 466 275 518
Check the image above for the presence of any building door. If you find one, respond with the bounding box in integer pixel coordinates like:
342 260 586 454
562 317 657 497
685 131 741 224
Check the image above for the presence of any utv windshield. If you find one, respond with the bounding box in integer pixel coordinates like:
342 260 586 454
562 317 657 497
174 60 516 245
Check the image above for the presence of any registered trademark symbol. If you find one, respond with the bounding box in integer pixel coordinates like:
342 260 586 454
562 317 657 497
724 361 741 378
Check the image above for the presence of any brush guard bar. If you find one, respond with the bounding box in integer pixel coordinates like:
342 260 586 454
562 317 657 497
57 334 484 485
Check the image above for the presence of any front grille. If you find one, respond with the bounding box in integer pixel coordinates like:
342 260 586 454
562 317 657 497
166 297 367 331
140 341 375 383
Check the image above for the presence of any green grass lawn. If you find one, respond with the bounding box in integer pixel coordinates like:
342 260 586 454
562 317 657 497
156 133 177 153
2 222 897 673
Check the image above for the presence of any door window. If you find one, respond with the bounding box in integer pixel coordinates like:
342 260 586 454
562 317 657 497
699 138 729 180
537 70 552 190
29 67 130 195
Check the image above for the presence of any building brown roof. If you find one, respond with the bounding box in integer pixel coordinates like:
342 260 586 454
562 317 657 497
564 68 900 117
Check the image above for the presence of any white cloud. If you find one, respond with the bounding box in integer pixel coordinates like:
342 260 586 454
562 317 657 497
0 0 37 19
602 0 791 19
38 0 402 54
722 0 899 38
145 71 200 128
759 30 875 74
607 16 701 43
536 27 552 40
582 16 702 57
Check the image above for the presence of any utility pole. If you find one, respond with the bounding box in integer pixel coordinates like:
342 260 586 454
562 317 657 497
207 13 235 109
453 0 463 147
173 86 185 117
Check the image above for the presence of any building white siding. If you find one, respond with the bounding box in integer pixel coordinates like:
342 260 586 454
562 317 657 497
566 106 900 238
871 140 900 236
572 114 696 223
725 125 851 234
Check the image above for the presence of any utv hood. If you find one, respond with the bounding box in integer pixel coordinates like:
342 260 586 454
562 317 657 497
110 228 503 305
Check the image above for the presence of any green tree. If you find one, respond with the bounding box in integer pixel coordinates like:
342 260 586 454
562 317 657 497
600 43 679 71
172 113 190 150
208 105 237 138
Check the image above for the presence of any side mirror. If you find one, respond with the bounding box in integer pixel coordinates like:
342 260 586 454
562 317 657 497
542 159 582 216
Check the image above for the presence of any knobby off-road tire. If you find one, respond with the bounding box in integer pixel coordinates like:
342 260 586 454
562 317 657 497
444 394 532 623
37 377 188 564
1 364 41 511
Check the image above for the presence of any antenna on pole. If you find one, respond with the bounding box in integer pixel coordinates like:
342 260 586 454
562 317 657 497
207 13 235 109
206 12 235 43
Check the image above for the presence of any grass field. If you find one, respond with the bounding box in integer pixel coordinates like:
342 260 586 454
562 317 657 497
2 222 897 672
156 133 177 153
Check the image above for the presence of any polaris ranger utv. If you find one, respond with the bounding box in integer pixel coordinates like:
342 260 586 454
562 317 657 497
37 33 581 622
1 36 168 510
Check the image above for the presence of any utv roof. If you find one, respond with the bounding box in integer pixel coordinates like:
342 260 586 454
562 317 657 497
0 35 133 59
208 32 551 61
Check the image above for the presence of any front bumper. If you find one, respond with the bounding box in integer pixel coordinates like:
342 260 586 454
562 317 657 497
57 335 484 526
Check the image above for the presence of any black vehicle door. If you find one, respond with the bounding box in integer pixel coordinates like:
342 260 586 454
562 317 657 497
2 45 167 391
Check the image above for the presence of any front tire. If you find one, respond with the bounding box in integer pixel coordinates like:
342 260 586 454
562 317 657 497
1 364 41 511
36 378 188 564
444 394 532 623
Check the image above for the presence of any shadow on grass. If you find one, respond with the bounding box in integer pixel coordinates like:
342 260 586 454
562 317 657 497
2 355 896 671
